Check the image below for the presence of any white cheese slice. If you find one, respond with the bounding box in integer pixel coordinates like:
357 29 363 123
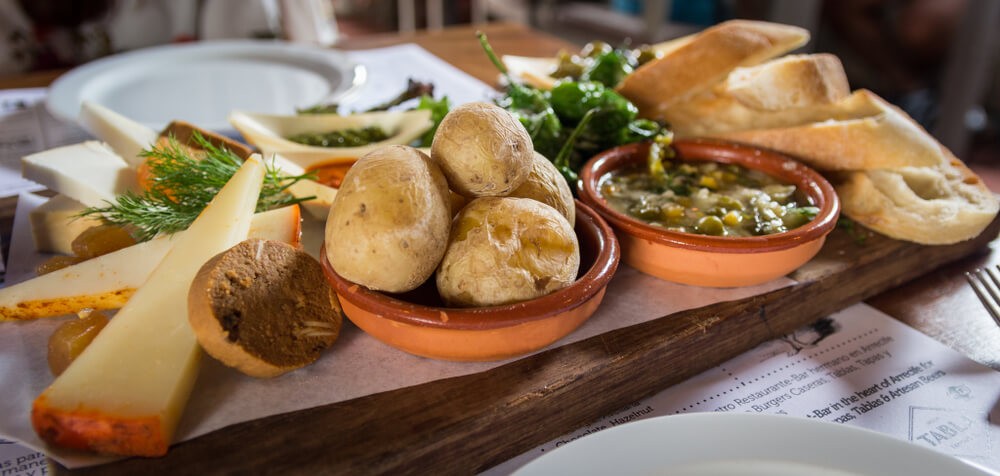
32 155 265 457
271 153 338 220
288 179 337 220
21 141 139 207
0 204 301 321
29 194 103 254
78 101 158 168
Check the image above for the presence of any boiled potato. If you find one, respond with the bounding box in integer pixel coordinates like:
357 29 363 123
325 145 451 293
508 152 576 226
437 197 580 307
431 102 533 197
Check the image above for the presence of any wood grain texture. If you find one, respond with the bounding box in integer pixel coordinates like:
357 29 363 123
5 21 998 476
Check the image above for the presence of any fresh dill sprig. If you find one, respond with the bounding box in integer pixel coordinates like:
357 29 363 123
82 132 314 242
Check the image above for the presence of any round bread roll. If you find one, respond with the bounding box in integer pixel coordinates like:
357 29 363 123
508 151 576 226
189 239 343 378
430 102 533 197
437 197 580 307
325 145 452 293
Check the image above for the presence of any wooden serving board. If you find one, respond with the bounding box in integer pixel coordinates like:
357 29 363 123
56 213 1000 475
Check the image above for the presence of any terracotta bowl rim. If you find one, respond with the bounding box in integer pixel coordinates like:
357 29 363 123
578 138 841 253
320 199 620 331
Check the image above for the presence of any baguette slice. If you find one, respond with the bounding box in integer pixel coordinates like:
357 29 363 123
616 19 809 121
668 55 860 137
837 153 998 245
725 53 850 111
714 90 944 170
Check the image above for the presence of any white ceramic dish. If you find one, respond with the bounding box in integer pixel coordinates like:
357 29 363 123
229 109 431 170
48 40 365 132
513 413 995 476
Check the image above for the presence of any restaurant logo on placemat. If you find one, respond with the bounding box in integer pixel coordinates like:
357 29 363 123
908 406 991 459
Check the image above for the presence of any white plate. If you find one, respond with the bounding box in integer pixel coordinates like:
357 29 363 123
513 413 996 476
47 40 365 132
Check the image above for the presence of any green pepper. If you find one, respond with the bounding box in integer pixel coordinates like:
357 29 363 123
479 32 565 159
549 81 606 122
514 107 563 160
617 118 663 144
587 89 638 136
581 41 613 58
581 50 634 88
551 50 585 79
553 109 597 186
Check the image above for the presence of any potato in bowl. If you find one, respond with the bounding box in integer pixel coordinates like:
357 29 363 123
321 200 618 361
436 196 580 307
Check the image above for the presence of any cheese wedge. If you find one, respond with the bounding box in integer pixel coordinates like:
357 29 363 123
29 194 103 254
0 204 301 321
21 142 139 207
78 101 158 168
32 155 265 457
271 154 338 220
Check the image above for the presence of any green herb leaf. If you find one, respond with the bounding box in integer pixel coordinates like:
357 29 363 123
416 94 450 147
81 132 313 242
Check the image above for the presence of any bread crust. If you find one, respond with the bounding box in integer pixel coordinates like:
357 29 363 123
725 53 849 111
189 239 343 378
837 154 998 245
668 74 875 138
616 20 809 121
713 90 947 170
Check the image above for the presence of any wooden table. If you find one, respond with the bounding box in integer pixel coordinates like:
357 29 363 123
2 22 998 475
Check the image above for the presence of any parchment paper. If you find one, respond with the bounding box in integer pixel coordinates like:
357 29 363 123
0 44 794 468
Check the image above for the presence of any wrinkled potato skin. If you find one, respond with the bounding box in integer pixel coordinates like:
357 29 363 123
325 145 451 293
437 197 580 307
508 152 576 226
431 102 533 198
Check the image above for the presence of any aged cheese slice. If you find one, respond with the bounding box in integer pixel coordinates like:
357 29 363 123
21 141 139 207
29 194 103 254
78 101 158 168
0 204 301 321
31 155 265 456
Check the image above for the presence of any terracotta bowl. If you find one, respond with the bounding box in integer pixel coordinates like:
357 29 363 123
579 139 840 288
320 200 620 361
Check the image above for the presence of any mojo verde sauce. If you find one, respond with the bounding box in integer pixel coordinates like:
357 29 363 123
600 161 819 237
286 126 390 147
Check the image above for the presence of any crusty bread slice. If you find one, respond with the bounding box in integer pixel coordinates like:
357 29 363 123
502 54 561 90
667 55 859 137
616 19 809 121
713 90 945 170
837 153 998 245
725 53 849 110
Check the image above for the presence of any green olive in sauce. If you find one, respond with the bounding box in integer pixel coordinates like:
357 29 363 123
600 161 819 237
286 126 391 147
